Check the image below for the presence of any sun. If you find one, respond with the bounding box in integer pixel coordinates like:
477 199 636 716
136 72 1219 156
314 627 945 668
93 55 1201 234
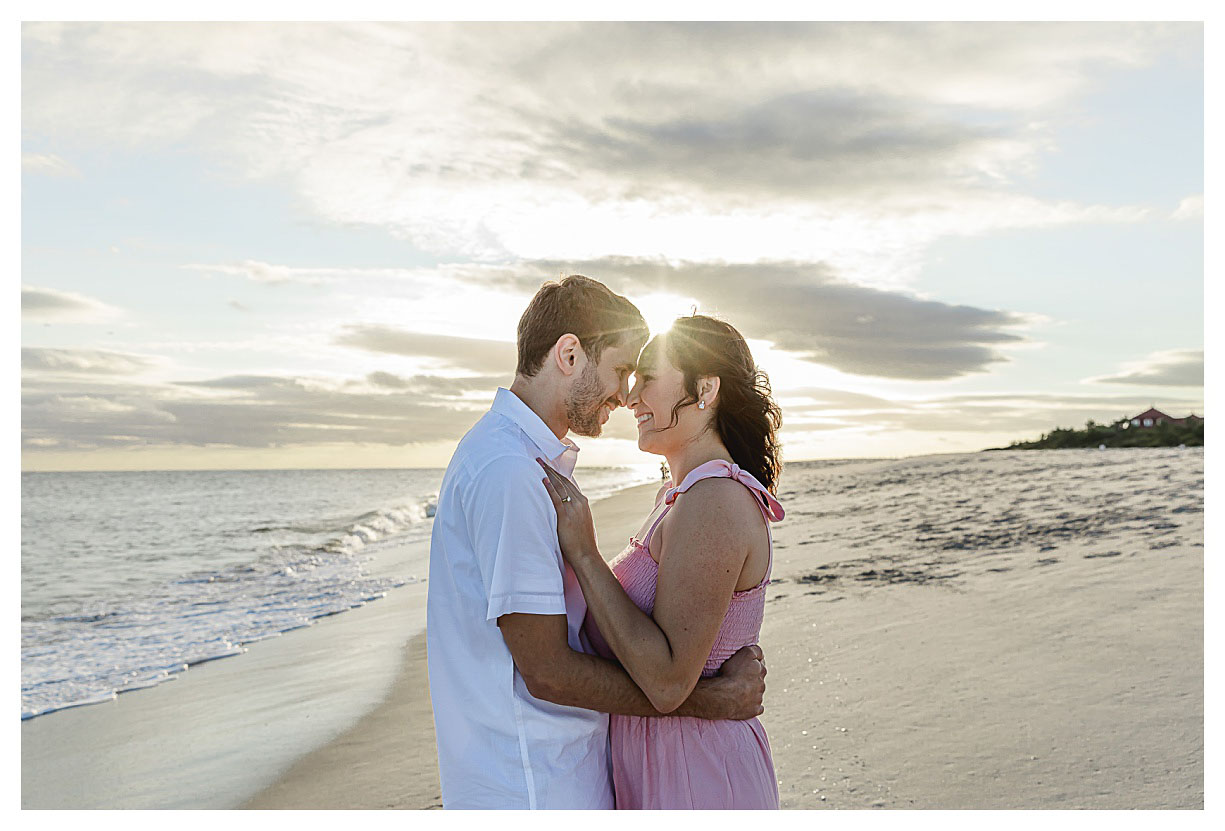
632 293 700 338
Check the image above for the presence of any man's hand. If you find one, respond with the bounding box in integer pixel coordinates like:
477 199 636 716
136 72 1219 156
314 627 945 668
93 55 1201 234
710 643 767 720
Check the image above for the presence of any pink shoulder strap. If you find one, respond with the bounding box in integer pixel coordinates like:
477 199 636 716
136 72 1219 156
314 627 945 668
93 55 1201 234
638 459 784 550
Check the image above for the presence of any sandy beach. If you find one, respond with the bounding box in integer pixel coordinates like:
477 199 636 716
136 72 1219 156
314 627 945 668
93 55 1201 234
760 449 1203 808
23 447 1203 809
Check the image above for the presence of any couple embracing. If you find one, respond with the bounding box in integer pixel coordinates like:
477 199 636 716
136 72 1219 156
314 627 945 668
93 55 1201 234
426 275 785 810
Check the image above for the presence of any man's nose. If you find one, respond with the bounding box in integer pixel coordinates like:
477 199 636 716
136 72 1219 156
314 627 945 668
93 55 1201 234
615 377 631 407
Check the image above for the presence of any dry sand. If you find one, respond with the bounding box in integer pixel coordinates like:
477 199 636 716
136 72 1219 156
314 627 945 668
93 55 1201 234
760 448 1203 809
24 447 1204 809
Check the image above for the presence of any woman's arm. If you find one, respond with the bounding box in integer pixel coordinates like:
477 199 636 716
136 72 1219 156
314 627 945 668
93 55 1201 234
539 460 758 713
500 612 766 719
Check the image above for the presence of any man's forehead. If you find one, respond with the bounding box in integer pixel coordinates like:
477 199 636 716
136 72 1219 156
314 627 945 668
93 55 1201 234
605 338 646 369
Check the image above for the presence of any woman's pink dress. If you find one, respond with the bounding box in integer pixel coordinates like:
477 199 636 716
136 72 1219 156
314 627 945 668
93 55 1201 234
585 459 785 810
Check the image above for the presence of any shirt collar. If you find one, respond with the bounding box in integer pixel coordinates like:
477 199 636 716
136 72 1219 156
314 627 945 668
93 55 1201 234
491 387 580 477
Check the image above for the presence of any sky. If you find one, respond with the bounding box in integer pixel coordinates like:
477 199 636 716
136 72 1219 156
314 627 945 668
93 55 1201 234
20 21 1205 471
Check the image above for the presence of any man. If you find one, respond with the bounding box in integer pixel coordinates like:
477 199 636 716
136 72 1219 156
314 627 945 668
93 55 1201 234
426 275 768 809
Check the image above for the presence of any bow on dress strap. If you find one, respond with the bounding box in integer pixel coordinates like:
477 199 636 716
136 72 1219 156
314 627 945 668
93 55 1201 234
662 459 785 522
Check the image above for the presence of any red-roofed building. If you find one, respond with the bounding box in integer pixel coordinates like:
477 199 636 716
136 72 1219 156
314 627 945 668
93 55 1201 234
1127 408 1203 428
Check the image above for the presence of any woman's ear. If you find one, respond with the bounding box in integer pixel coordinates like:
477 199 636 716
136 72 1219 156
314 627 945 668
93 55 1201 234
699 375 721 407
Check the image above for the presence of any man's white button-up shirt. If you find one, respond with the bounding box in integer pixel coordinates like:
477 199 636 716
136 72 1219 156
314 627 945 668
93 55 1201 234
426 387 613 809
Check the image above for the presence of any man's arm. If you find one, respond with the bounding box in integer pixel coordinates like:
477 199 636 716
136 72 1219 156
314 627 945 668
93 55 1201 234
498 612 765 719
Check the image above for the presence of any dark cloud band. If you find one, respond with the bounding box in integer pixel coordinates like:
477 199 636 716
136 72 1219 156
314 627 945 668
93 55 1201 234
461 257 1032 381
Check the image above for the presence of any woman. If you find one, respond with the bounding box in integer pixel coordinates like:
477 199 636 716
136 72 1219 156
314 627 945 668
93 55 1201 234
538 314 784 809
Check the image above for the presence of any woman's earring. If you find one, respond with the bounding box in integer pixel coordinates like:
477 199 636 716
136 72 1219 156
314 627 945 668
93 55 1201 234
698 400 706 410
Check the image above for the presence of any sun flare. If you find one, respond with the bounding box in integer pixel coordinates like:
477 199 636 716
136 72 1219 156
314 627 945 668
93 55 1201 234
632 293 701 338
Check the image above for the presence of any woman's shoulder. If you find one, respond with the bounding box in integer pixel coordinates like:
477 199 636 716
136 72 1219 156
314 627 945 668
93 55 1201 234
669 476 763 538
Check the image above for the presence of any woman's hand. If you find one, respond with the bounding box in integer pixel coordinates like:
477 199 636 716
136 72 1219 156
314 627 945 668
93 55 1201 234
537 458 600 566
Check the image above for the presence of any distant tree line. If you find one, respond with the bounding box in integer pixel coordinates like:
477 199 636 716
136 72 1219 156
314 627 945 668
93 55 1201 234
988 417 1204 450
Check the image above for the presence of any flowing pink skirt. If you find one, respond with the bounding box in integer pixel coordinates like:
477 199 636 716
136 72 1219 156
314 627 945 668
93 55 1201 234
610 713 779 809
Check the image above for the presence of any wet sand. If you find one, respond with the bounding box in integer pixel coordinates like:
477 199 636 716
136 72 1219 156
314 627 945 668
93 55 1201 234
242 632 442 809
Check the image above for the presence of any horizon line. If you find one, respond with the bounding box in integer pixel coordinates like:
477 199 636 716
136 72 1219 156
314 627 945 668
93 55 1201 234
18 451 943 475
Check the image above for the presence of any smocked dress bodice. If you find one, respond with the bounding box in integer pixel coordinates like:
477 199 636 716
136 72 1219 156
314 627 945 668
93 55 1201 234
595 460 784 676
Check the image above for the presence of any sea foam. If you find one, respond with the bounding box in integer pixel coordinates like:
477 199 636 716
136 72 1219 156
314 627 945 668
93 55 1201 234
21 476 441 721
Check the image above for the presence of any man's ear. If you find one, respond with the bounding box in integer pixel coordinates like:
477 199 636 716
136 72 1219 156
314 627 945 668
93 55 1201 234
554 334 585 377
698 375 721 407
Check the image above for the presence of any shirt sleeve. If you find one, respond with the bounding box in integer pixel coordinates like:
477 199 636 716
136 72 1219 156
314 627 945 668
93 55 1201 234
466 454 567 621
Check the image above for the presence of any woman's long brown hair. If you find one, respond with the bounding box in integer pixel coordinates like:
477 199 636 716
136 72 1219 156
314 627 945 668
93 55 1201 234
643 314 783 493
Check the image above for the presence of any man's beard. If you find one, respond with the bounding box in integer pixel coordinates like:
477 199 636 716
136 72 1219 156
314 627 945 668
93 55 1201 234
565 362 610 438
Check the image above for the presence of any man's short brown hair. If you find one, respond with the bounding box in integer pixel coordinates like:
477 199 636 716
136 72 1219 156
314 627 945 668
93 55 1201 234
516 275 648 377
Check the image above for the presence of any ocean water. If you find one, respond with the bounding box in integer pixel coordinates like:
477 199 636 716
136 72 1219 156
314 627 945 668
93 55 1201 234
21 464 656 721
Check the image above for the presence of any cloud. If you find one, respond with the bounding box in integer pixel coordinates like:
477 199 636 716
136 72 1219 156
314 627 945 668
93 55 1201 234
779 387 902 410
184 260 331 285
451 257 1035 381
551 90 1037 205
21 370 497 451
361 371 504 393
1171 194 1203 221
21 22 1187 275
22 152 79 177
309 256 1040 381
185 260 301 284
23 386 181 450
1087 348 1204 387
185 261 449 298
366 370 408 389
334 324 517 375
21 284 121 322
22 347 160 375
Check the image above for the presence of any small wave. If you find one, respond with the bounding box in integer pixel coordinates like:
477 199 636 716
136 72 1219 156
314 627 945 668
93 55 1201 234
21 577 405 720
244 495 437 546
21 535 414 720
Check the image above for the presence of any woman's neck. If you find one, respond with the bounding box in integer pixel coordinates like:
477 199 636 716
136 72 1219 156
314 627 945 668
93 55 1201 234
665 436 733 489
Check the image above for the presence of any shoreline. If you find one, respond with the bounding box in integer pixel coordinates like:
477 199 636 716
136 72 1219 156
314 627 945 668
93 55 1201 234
21 535 432 809
240 479 664 809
